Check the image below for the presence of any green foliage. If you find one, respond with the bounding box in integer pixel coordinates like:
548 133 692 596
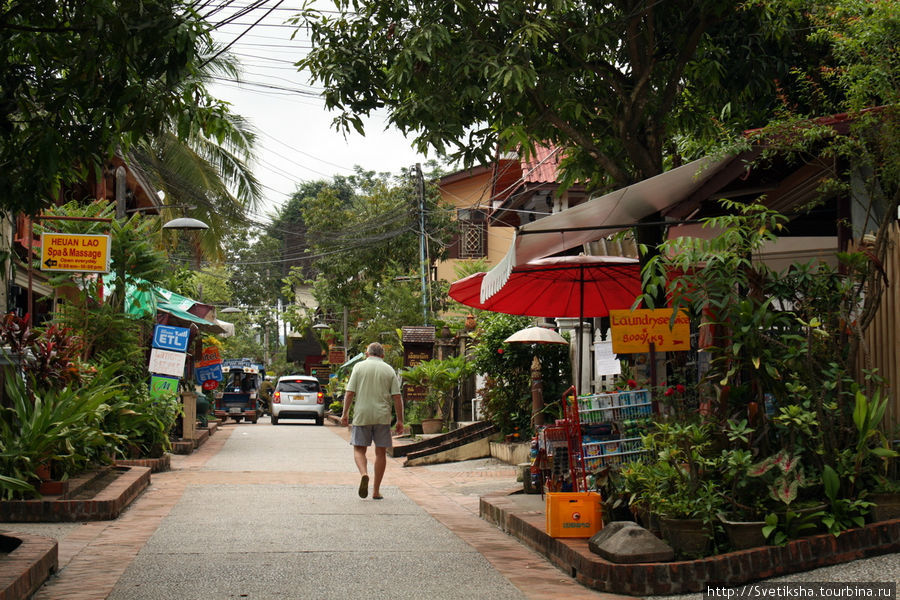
0 0 215 215
281 168 452 353
0 365 125 499
297 1 818 188
470 313 570 435
104 386 181 459
401 355 475 424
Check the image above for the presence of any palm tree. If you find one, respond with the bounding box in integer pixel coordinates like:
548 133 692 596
127 38 262 264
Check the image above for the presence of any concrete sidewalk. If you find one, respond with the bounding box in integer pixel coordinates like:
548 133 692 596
1 420 619 600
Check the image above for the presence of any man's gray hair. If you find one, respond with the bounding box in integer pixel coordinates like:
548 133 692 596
366 342 385 357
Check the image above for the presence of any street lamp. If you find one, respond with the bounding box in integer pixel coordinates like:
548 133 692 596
162 217 209 231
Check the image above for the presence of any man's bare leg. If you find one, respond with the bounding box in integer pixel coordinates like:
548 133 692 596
372 446 387 498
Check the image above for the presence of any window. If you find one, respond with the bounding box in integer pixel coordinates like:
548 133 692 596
457 209 487 259
277 379 320 393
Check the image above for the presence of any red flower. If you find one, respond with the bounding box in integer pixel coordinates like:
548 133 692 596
627 379 638 389
497 348 504 354
664 387 674 397
676 384 686 394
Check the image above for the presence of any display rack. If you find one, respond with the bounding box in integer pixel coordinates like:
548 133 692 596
533 387 656 495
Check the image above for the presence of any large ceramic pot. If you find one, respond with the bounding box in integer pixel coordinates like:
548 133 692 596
421 418 443 434
659 517 711 557
869 493 900 522
718 513 768 550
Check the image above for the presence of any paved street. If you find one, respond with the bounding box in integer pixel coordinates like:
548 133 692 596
3 419 614 600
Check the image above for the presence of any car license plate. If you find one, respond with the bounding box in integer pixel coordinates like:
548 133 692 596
229 407 241 414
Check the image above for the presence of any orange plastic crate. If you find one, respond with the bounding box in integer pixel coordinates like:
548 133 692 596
545 492 603 538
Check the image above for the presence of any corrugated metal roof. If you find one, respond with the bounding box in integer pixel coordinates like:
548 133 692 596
401 326 435 343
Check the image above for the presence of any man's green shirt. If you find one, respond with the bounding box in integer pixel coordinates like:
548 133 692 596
345 356 400 426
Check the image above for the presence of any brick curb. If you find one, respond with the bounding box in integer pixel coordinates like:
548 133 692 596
0 466 150 523
115 454 171 473
480 492 900 595
0 532 57 600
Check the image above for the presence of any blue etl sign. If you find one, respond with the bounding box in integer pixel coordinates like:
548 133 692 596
152 324 191 353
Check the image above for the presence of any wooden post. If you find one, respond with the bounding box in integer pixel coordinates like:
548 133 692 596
531 355 545 427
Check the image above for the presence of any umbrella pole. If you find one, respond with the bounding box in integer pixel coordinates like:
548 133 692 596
577 268 585 396
531 355 545 427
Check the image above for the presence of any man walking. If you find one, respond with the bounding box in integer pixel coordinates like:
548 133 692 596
340 342 403 499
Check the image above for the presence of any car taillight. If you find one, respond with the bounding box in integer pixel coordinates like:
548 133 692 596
273 391 281 404
317 392 324 404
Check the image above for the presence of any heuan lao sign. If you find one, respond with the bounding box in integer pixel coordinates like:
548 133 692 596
609 308 690 353
40 233 110 273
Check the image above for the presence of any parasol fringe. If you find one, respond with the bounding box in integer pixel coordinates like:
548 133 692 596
481 237 517 302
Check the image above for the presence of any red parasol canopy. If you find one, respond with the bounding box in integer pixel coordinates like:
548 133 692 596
448 255 641 318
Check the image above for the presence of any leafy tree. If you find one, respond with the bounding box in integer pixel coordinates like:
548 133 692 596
282 167 452 353
296 1 817 190
471 312 571 436
0 0 217 215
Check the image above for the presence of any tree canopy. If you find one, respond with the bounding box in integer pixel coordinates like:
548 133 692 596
297 0 819 189
280 167 452 352
0 0 225 215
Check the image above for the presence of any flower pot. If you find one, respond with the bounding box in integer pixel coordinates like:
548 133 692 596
421 418 443 434
718 513 768 550
659 517 711 557
869 492 900 522
39 479 69 496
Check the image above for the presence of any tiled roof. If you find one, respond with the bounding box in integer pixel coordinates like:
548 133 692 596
401 326 435 343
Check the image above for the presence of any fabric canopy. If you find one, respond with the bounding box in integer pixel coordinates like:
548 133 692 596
450 255 641 318
480 155 733 302
102 275 232 337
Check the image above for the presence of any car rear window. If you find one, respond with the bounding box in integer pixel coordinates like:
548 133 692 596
277 380 319 393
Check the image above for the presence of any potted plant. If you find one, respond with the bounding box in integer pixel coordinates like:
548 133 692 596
401 355 474 434
642 421 723 557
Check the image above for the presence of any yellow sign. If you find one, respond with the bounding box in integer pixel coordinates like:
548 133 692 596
609 308 691 353
40 233 110 273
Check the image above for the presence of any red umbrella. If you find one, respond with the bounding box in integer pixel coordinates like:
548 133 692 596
449 255 642 394
448 255 641 318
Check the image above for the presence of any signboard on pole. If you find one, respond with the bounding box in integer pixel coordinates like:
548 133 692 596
196 363 224 385
149 374 180 399
40 233 110 273
149 348 187 378
197 346 222 367
609 309 691 353
152 324 191 353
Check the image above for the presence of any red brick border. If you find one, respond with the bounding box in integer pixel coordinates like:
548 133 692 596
0 532 57 600
481 493 900 596
115 454 171 473
0 466 150 523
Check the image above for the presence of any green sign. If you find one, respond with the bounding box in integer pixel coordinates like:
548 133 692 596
150 374 179 400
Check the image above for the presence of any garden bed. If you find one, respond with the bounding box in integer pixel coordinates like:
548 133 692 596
0 465 150 522
0 532 57 600
115 454 171 473
480 490 900 596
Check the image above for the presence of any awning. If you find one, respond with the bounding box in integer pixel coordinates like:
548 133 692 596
102 275 232 337
481 155 733 302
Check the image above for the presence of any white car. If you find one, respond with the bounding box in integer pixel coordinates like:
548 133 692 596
271 375 325 426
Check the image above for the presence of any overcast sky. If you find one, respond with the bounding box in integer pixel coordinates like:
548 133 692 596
206 2 430 220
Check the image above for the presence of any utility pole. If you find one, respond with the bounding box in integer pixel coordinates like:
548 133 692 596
415 163 428 324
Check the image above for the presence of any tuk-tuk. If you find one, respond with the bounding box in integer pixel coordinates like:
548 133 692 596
215 359 265 423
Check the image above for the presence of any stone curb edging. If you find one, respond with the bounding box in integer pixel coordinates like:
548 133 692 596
0 532 57 600
0 466 150 523
480 492 900 596
114 454 171 473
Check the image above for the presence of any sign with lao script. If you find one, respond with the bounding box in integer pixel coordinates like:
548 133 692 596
40 233 110 273
609 308 691 353
152 324 191 353
149 348 187 378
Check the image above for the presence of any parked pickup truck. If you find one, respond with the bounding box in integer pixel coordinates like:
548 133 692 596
215 359 265 423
